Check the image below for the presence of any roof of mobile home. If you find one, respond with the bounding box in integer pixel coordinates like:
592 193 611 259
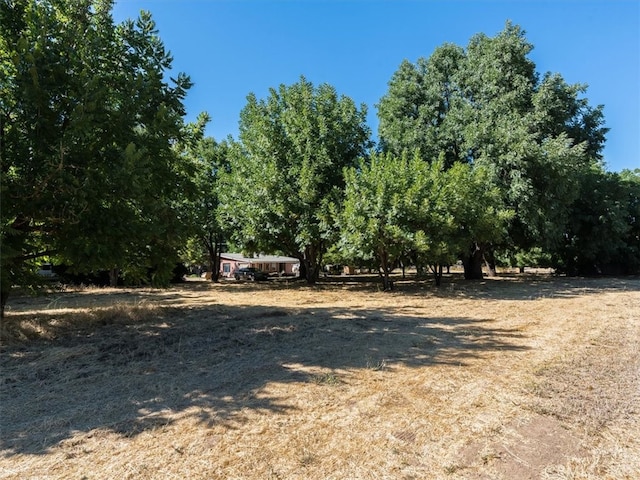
219 253 300 264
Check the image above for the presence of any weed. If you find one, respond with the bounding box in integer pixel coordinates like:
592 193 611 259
444 463 461 474
299 449 316 467
365 356 388 371
312 371 341 385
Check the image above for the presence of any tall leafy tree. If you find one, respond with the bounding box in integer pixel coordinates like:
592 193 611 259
176 113 229 281
555 168 640 275
433 160 512 280
377 22 607 278
1 0 192 315
619 169 640 273
377 44 466 167
222 76 372 283
340 152 509 289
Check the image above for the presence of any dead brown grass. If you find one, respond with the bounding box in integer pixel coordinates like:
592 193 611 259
1 275 639 479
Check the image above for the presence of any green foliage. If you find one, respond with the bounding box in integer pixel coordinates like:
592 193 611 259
555 168 640 275
430 160 512 259
495 247 553 271
175 113 230 280
340 152 510 288
221 76 372 283
1 0 192 313
377 21 608 275
340 152 419 289
377 44 466 167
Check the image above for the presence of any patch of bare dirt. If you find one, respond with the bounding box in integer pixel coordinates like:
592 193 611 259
1 275 638 479
459 413 585 479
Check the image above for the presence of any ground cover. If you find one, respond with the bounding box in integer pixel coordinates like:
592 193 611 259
1 275 638 479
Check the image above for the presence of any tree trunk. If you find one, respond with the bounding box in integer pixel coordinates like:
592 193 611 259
211 245 221 282
303 244 321 285
430 264 443 287
206 234 222 282
435 264 443 287
379 250 393 291
1 259 12 319
204 232 224 282
462 243 484 280
414 258 425 278
206 250 215 280
297 260 307 280
304 258 316 285
205 234 215 281
483 247 497 277
109 267 119 287
382 271 393 291
378 264 393 291
0 285 9 319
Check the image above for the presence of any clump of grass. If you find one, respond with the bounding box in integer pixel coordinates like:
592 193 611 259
444 463 461 474
365 357 388 371
1 302 165 346
312 371 341 386
298 448 316 467
89 302 161 326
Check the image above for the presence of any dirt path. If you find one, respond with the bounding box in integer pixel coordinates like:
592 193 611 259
1 276 639 479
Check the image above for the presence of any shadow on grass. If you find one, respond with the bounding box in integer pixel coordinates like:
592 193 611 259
3 276 637 456
321 273 640 301
1 299 528 456
439 274 640 300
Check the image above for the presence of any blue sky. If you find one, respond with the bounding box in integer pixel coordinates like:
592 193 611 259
112 0 639 172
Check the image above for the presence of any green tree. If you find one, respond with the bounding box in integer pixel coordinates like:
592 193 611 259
377 44 466 167
555 168 640 275
619 169 640 273
402 158 510 283
221 76 372 283
1 0 192 315
340 152 421 290
340 153 509 289
377 22 607 278
176 113 229 281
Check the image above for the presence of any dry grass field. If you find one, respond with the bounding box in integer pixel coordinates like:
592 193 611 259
1 274 639 479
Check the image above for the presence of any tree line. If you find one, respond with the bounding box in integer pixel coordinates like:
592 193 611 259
2 1 639 315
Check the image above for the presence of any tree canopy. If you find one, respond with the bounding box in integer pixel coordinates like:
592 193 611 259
175 112 230 281
377 22 611 277
2 9 637 309
221 76 372 283
1 0 193 314
340 152 510 289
